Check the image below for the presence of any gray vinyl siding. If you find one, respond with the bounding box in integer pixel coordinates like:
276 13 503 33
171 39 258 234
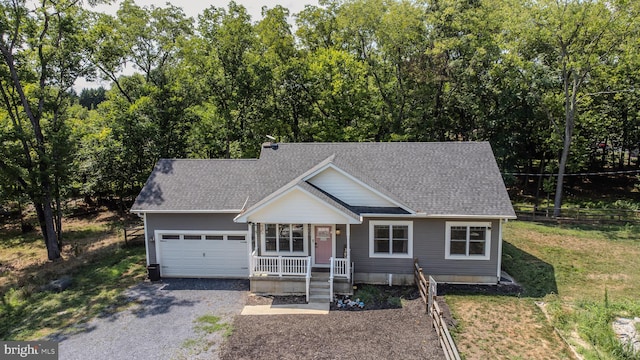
144 214 500 281
336 224 348 258
350 218 500 278
146 213 245 264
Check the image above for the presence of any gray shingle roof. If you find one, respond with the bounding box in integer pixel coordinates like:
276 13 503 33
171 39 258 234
131 142 516 218
131 159 258 211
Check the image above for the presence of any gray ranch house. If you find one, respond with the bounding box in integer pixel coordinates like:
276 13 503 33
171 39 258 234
131 142 516 301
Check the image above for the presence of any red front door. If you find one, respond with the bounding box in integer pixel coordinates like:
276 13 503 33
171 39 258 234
314 225 332 265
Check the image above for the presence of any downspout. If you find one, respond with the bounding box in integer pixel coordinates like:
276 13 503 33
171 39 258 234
143 213 150 266
496 219 504 283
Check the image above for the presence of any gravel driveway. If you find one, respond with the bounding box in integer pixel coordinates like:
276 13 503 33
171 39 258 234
54 279 248 360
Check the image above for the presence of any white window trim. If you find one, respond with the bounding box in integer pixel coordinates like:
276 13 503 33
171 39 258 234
260 224 308 256
369 220 413 258
445 221 492 260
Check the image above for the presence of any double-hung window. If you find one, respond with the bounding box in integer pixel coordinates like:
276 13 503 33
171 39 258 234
369 221 413 258
263 224 306 254
445 222 491 260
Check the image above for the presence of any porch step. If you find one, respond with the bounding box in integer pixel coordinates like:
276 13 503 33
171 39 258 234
310 288 329 296
309 294 331 303
309 278 331 304
311 272 331 280
310 281 329 289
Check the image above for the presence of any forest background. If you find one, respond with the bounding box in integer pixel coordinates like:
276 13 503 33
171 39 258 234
1 0 639 259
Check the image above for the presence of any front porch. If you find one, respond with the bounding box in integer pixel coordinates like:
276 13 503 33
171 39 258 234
249 253 354 301
233 180 363 301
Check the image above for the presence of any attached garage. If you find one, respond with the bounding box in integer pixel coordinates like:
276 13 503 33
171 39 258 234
154 230 249 278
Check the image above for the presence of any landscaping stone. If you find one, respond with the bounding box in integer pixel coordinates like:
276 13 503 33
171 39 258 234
41 276 73 292
612 317 640 354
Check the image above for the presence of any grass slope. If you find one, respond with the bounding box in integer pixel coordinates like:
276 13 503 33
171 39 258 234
0 212 146 340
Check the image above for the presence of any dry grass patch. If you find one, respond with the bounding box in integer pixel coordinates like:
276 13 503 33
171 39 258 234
0 210 147 340
0 210 128 292
447 295 573 360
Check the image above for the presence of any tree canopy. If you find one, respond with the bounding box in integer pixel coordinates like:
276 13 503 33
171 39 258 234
1 0 640 259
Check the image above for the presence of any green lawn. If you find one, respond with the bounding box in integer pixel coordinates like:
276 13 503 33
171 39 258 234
447 221 640 360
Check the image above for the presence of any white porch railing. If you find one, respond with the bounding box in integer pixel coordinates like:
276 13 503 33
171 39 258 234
252 255 309 276
332 258 349 278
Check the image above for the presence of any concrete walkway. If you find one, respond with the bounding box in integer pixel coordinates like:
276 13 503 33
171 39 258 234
241 302 329 315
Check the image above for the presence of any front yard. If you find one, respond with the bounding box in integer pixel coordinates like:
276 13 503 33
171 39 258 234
4 211 640 359
446 221 640 359
221 295 444 360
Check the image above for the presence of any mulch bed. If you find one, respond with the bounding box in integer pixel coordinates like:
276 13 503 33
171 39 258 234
246 294 307 306
331 284 420 311
436 282 524 296
220 296 445 360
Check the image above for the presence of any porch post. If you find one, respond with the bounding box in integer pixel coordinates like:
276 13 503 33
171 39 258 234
247 223 253 276
254 223 259 254
346 224 351 260
346 224 351 280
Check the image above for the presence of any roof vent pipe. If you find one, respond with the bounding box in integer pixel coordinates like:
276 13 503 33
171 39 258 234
263 135 278 150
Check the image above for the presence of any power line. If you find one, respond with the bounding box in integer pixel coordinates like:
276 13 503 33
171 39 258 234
503 169 640 177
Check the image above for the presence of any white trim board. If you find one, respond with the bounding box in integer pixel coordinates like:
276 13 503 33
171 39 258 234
132 209 243 214
234 185 362 224
361 213 516 219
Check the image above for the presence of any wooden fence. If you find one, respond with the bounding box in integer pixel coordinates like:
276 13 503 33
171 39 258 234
514 205 640 224
123 226 144 246
414 258 429 312
414 259 461 360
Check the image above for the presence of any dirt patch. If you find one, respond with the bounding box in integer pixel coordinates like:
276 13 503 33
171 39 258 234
221 297 445 360
246 294 307 306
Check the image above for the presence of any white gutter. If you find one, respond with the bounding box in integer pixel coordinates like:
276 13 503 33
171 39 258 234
130 209 243 214
360 213 517 219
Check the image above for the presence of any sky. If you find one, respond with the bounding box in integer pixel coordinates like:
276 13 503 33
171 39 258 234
76 0 320 91
90 0 318 21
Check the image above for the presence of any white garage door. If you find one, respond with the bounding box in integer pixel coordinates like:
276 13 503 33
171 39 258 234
156 231 249 278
